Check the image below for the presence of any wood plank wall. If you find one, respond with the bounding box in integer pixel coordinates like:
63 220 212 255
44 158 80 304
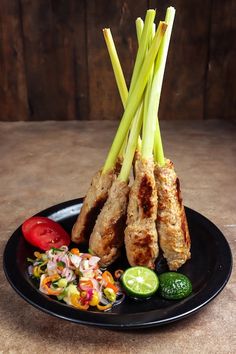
0 0 235 121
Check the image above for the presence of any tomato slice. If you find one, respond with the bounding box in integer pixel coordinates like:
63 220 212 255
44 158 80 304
22 216 70 250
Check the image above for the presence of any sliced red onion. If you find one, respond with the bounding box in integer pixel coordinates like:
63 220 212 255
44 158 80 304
88 256 100 266
91 279 101 297
28 265 33 275
60 245 68 252
57 254 70 268
47 260 58 275
61 267 76 282
33 261 42 266
69 254 82 268
99 296 110 305
82 269 95 279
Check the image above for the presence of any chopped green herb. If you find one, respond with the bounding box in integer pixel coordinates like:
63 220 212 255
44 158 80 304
52 247 64 253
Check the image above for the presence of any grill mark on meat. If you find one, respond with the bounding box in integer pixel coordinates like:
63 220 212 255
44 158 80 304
181 215 187 242
133 251 153 266
114 157 123 175
133 233 152 247
103 214 126 253
133 233 153 267
175 177 183 204
181 215 190 246
81 197 106 242
138 175 153 217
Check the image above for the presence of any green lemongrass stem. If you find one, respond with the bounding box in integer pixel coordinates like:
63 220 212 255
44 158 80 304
119 11 153 162
137 136 142 152
103 28 128 107
142 24 156 158
102 21 167 174
102 27 138 159
136 17 144 44
118 103 143 182
141 75 155 158
154 120 164 165
102 11 155 172
153 7 176 165
129 9 156 95
119 131 129 158
103 28 128 159
135 17 144 152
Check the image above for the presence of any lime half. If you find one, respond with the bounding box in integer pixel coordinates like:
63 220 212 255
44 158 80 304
121 266 159 298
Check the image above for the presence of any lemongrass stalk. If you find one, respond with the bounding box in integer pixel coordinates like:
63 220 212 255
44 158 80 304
142 24 156 157
153 7 175 165
119 131 128 158
135 18 144 151
103 25 141 159
136 18 144 44
129 9 156 95
137 136 142 152
103 28 128 107
123 23 155 174
154 7 175 91
102 11 156 174
103 21 145 160
142 23 156 125
154 119 165 165
118 103 143 182
141 74 156 159
102 21 167 174
103 20 144 109
103 28 129 159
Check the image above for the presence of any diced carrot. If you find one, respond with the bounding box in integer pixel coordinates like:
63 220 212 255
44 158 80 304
106 282 119 293
70 248 80 256
102 271 114 285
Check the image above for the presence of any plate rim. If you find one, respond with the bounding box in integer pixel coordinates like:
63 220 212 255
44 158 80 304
3 198 233 329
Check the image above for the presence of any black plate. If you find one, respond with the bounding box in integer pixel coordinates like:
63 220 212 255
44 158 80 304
3 198 232 329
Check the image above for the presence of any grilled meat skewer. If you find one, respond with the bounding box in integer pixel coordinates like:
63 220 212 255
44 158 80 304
154 159 191 271
72 157 123 244
89 179 129 267
125 157 158 269
71 169 114 244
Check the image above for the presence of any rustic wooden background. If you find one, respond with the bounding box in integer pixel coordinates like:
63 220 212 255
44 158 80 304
0 0 235 121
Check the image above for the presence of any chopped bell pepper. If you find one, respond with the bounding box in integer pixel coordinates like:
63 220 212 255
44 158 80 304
102 271 115 285
42 274 62 295
97 303 112 311
71 294 89 310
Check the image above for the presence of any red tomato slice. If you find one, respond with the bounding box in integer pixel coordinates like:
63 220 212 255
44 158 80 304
22 216 70 250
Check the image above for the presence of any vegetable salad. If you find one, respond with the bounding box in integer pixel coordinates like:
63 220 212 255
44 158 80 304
28 246 123 311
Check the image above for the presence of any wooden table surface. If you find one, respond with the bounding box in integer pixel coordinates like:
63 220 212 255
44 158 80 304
0 120 235 354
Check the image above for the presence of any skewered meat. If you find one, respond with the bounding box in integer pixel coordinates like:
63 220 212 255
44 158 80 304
71 169 115 244
89 179 129 267
125 157 158 269
71 157 123 245
154 159 191 271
